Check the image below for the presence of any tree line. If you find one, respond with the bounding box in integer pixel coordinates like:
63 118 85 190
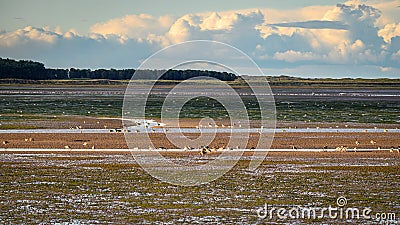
0 58 237 81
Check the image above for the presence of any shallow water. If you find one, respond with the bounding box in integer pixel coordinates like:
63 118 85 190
1 86 399 123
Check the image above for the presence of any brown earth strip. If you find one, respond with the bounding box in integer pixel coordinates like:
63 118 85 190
1 132 399 150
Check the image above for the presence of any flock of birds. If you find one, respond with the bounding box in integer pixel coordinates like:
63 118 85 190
1 138 96 150
2 136 400 154
334 139 400 153
1 121 399 154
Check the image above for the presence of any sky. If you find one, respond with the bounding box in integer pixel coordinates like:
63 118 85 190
0 0 399 78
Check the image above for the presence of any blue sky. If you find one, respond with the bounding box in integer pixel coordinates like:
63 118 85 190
0 0 399 78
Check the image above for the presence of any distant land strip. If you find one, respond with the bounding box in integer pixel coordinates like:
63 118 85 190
1 57 400 87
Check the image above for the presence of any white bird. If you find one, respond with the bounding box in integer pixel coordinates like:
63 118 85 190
336 146 347 152
83 142 88 146
370 140 376 145
64 145 71 149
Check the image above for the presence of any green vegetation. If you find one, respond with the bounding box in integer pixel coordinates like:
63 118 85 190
0 58 237 81
1 153 399 224
241 75 400 87
1 58 400 86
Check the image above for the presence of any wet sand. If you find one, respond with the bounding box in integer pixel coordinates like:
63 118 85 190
1 131 399 150
1 114 399 130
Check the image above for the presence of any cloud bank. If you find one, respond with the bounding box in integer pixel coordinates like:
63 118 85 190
0 1 399 78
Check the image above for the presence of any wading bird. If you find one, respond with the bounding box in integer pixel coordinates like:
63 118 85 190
199 146 210 156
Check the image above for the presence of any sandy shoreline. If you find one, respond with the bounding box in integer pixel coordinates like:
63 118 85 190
1 131 399 150
1 115 399 150
1 114 399 130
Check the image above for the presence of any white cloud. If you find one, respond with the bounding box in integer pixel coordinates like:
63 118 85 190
274 50 321 63
0 1 399 77
0 26 157 68
90 14 175 40
378 23 400 43
391 50 400 62
369 0 400 26
166 10 264 47
0 26 59 47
